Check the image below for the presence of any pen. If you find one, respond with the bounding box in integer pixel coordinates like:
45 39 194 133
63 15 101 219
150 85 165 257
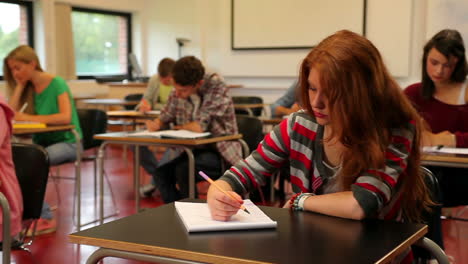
198 171 250 214
19 102 28 113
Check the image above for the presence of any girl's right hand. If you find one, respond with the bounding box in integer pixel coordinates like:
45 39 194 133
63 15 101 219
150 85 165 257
207 182 243 221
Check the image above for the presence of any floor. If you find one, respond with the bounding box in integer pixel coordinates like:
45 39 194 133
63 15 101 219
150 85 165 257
7 146 468 264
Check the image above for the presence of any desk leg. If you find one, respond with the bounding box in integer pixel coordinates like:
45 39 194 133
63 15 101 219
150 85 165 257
98 142 108 225
181 148 195 199
134 145 141 212
72 129 82 231
86 247 204 264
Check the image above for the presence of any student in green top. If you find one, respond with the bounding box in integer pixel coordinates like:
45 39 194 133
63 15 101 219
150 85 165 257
4 45 83 235
137 57 175 112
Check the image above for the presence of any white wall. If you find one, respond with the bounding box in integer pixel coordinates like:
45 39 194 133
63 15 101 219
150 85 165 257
0 0 438 104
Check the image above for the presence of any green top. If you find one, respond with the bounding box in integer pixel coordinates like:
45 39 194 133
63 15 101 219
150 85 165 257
33 76 82 147
158 83 172 104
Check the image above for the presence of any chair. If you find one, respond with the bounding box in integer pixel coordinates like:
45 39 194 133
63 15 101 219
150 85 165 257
0 192 12 263
123 93 143 110
412 166 449 263
235 115 268 203
11 143 49 249
232 96 264 116
77 109 118 226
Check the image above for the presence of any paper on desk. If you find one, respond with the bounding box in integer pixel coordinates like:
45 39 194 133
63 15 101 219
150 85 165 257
423 146 468 155
175 199 277 233
128 129 211 139
145 110 160 115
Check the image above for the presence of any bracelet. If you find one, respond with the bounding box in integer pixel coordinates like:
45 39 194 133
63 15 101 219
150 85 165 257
292 193 315 211
289 192 302 206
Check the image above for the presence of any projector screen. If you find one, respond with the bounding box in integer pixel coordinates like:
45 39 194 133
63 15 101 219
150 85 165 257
231 0 366 50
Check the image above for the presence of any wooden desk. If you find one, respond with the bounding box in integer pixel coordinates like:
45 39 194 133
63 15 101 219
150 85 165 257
106 110 159 120
83 98 140 107
93 132 248 224
422 153 468 169
106 82 148 88
234 103 266 116
259 117 284 125
69 200 428 264
13 124 75 135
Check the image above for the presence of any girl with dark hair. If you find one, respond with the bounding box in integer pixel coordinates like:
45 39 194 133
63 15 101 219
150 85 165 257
405 29 468 207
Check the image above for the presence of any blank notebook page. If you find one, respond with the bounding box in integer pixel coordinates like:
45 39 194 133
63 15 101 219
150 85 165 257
175 199 277 233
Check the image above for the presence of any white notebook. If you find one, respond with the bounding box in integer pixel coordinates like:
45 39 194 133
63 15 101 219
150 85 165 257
174 200 277 233
128 129 211 139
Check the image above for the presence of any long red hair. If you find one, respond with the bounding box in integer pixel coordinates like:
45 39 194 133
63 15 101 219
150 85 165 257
299 30 432 221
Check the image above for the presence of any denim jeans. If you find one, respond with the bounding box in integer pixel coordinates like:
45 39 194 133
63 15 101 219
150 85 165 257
135 146 182 186
42 142 81 219
46 142 80 166
153 149 222 203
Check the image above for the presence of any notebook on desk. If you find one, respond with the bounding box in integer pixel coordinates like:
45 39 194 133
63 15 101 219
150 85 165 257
12 121 47 129
175 200 277 233
128 129 211 139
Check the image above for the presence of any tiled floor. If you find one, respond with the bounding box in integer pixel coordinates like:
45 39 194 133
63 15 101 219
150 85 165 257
7 146 468 263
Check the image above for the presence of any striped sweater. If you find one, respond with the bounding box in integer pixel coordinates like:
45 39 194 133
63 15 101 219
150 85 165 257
220 111 416 220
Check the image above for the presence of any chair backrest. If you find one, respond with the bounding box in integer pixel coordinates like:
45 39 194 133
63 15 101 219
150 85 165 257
236 115 264 155
77 108 108 150
232 96 263 116
124 93 143 110
11 143 49 220
412 166 445 261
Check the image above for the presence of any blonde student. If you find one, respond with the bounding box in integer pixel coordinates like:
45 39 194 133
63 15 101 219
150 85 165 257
207 30 434 263
4 45 82 235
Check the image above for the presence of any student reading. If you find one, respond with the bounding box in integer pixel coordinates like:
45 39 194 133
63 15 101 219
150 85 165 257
404 29 468 207
207 30 433 263
4 45 83 235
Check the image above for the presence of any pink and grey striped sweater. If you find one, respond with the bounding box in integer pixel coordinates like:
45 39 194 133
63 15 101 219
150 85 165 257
220 111 416 220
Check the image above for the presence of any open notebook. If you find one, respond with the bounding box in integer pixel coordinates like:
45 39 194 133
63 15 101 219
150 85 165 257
128 129 211 139
175 200 277 233
423 146 468 155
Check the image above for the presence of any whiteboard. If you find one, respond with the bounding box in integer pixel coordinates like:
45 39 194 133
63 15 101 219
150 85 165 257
231 0 365 50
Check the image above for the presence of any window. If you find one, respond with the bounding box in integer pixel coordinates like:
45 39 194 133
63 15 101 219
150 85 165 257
71 8 131 79
0 0 33 78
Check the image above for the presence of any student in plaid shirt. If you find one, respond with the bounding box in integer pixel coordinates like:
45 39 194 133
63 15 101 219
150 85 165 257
143 56 242 203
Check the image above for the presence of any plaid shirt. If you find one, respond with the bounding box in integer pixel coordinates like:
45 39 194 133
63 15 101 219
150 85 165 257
159 74 242 165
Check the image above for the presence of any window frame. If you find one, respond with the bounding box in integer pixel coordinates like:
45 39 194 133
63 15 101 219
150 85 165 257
71 7 132 80
0 0 34 80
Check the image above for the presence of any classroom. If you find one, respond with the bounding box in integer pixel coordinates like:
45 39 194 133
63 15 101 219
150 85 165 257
0 0 467 263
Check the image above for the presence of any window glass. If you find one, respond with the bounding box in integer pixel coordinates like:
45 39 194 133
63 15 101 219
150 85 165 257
0 1 32 76
71 9 130 77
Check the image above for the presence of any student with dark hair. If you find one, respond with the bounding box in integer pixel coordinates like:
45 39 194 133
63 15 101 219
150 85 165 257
143 56 242 203
137 57 175 112
207 30 434 263
404 29 468 207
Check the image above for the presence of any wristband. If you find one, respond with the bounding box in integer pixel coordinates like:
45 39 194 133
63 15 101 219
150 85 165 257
292 193 315 211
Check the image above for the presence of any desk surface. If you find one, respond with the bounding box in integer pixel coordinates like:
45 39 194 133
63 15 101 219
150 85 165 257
83 98 140 106
422 153 468 168
69 201 427 264
94 132 242 146
106 110 159 119
13 124 75 135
